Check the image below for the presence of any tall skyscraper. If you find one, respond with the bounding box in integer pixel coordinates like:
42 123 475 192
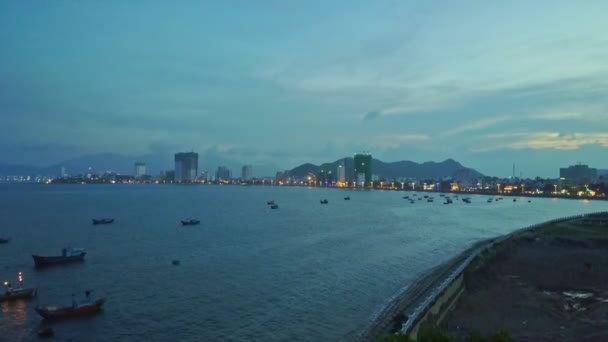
337 164 346 183
60 166 68 178
216 166 231 181
353 152 372 186
174 152 199 182
242 165 253 181
560 164 597 186
134 162 146 178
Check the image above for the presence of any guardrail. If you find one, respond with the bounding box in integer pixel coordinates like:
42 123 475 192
400 211 608 335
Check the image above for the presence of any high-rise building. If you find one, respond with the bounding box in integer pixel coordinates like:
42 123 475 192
200 171 209 182
559 164 597 186
242 165 253 181
216 166 231 181
134 162 146 178
337 164 346 183
174 152 199 182
60 166 68 178
353 152 372 186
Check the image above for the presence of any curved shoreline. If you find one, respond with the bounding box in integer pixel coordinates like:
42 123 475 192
359 211 608 341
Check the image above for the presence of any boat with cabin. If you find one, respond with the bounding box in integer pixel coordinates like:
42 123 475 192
35 291 105 320
32 247 86 268
320 199 329 204
1 272 37 302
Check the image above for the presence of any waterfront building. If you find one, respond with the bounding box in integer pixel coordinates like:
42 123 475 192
174 152 199 183
216 166 231 181
60 166 68 178
134 162 146 178
337 164 345 183
353 152 372 186
559 164 597 186
200 171 209 182
242 165 253 181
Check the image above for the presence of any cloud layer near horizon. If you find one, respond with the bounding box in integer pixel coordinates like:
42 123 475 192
1 1 607 177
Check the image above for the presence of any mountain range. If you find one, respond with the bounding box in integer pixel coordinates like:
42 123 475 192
288 158 484 182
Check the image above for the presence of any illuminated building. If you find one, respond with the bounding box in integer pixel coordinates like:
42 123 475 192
353 152 372 187
560 164 597 186
216 166 231 181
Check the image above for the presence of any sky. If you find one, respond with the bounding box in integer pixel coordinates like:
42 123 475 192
1 1 607 177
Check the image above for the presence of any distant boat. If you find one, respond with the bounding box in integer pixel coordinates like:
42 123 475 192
35 292 105 320
513 198 517 202
92 218 114 225
181 219 200 226
320 199 329 204
344 196 351 201
32 248 86 268
267 200 275 205
1 273 37 302
528 200 532 203
270 204 279 209
0 237 10 244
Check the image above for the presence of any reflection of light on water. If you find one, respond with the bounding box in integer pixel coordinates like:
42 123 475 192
12 299 27 324
583 199 590 204
1 299 28 326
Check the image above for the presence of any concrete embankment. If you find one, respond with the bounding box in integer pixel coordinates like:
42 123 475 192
361 211 608 341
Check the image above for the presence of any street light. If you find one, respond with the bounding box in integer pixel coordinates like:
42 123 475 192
401 182 404 190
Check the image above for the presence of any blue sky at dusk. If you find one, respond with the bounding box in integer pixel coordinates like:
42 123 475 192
1 1 607 177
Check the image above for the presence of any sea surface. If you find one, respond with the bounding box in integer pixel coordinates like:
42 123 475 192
0 184 605 341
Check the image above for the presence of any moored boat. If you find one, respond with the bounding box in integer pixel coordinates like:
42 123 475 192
267 200 275 205
344 196 350 201
1 273 37 302
0 237 9 244
181 219 200 226
35 292 105 320
270 204 279 209
320 199 329 204
92 218 114 225
32 248 86 268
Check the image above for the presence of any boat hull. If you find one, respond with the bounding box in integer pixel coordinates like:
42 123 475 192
0 288 37 302
92 219 114 225
0 238 9 244
181 220 200 226
32 253 86 268
35 299 105 320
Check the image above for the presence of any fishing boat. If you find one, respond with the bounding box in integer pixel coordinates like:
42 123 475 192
344 196 350 201
1 272 37 302
0 237 9 244
266 200 275 205
181 219 200 226
92 218 114 225
320 199 329 204
32 248 86 268
270 204 279 209
35 291 105 320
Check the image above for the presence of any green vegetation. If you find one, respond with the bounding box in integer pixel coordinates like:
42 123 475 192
538 222 608 240
378 327 510 342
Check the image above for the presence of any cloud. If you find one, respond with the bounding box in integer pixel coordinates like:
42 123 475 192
471 132 608 152
371 134 431 149
441 116 511 137
363 111 381 121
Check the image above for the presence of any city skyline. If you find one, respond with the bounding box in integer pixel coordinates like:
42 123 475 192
1 2 608 177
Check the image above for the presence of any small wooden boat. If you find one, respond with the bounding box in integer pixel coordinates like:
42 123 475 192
0 237 9 244
181 219 200 226
35 296 105 320
320 199 328 204
270 204 279 209
37 327 54 338
92 218 114 225
32 248 86 268
267 200 275 205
